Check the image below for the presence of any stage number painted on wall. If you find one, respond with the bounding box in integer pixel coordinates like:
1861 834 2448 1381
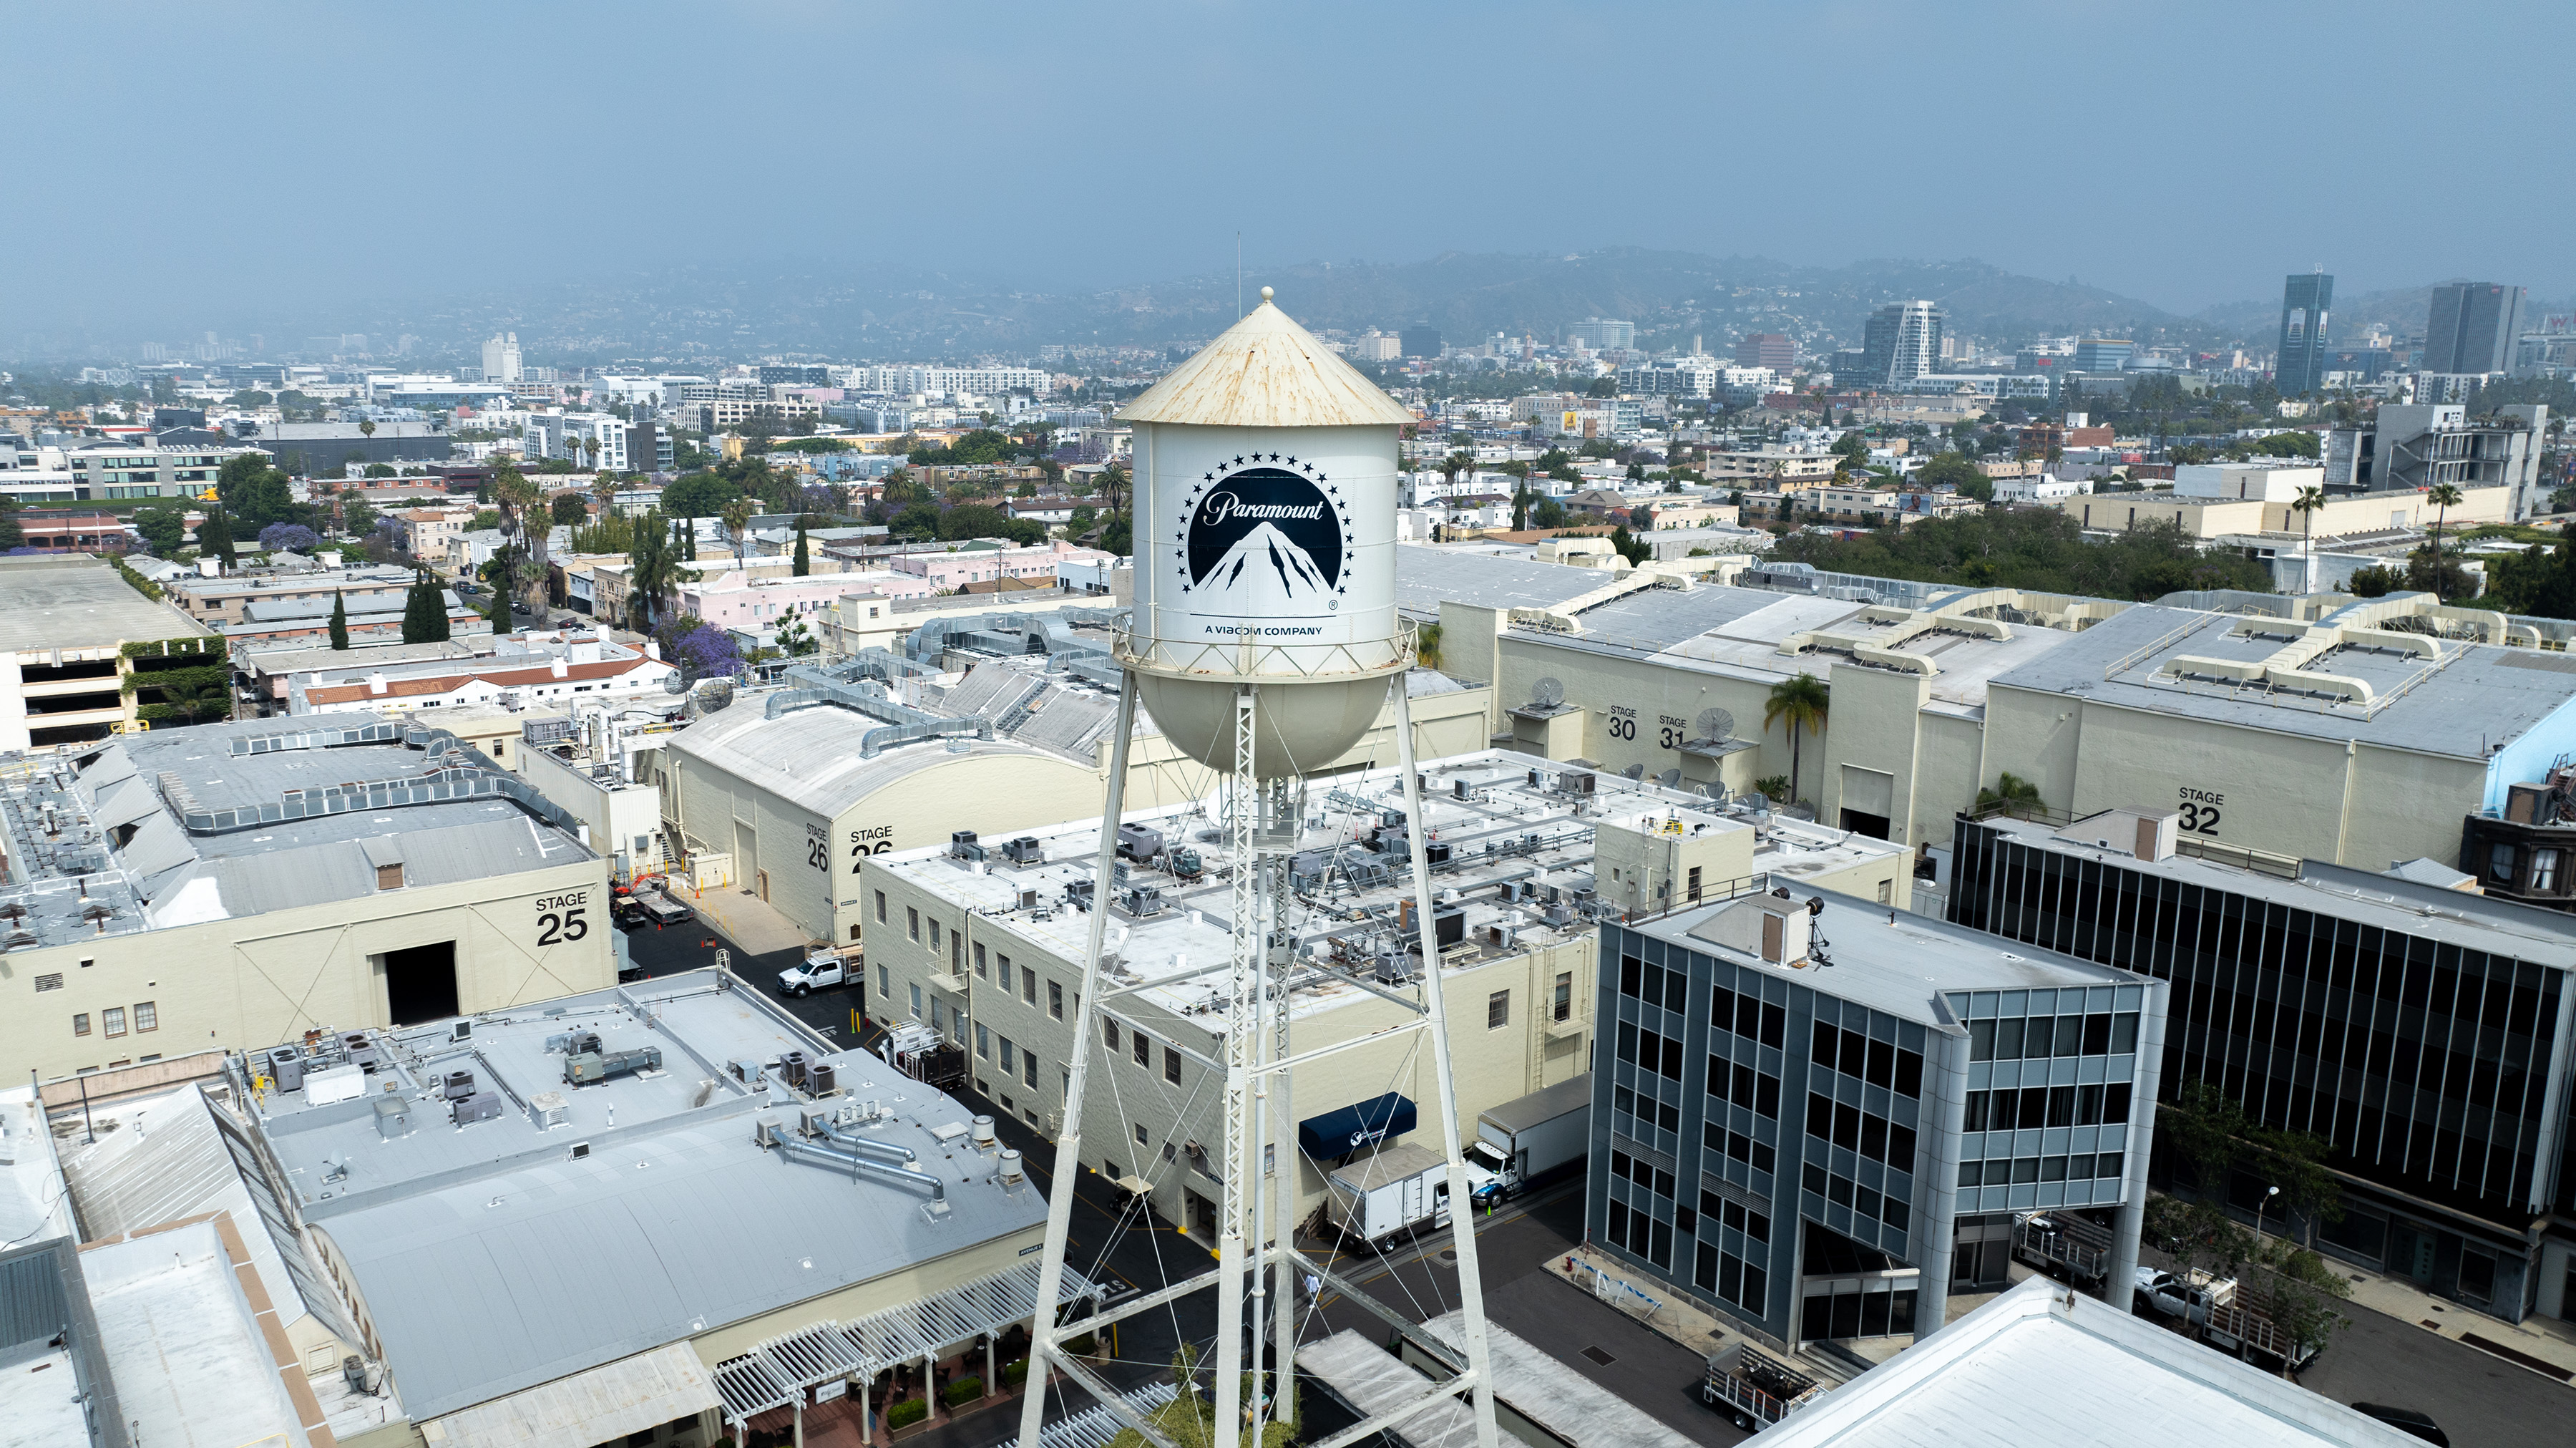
2177 787 2223 835
535 893 590 946
807 822 831 872
1608 706 1637 740
849 825 894 871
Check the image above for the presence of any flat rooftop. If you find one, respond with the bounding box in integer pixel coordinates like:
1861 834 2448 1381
245 971 1045 1419
0 555 202 656
1629 884 2145 1026
1992 603 2576 757
1976 814 2576 972
1752 1277 2420 1447
0 713 592 948
84 1220 316 1448
879 751 1902 1026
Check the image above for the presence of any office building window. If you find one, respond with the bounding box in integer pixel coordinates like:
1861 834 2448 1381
878 964 890 997
1023 1052 1038 1088
1023 969 1038 1006
975 943 987 977
907 907 919 942
1103 1018 1121 1051
1164 1046 1181 1084
1050 980 1065 1020
1553 971 1574 1022
72 1014 89 1036
104 1007 125 1037
875 891 888 923
1488 990 1510 1029
1133 1031 1151 1066
977 1024 991 1059
929 919 942 953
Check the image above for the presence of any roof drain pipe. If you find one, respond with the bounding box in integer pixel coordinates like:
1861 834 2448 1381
762 1123 945 1198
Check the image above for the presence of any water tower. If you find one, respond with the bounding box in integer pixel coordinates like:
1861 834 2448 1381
1019 292 1503 1448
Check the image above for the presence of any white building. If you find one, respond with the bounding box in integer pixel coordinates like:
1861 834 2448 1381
287 628 675 716
525 412 629 472
479 331 522 384
2172 461 2323 502
847 365 1053 399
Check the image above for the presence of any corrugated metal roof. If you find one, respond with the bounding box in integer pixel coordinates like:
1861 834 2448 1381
1120 298 1414 429
670 703 1080 818
428 1343 720 1448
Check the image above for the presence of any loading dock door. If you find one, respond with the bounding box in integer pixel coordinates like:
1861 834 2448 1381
384 941 459 1026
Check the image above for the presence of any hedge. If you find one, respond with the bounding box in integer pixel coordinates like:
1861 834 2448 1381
942 1376 985 1406
1002 1358 1029 1387
120 636 221 659
887 1398 928 1429
122 663 227 697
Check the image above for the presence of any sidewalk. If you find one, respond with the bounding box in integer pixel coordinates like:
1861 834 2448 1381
2282 1235 2576 1384
682 881 819 957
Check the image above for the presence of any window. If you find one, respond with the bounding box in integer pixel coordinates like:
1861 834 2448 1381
2534 848 2562 893
997 956 1012 993
875 891 887 923
73 1014 89 1036
908 983 922 1019
134 1001 155 1033
1134 1032 1151 1066
1050 980 1065 1020
1000 1036 1015 1072
929 918 942 952
1135 1123 1148 1145
1687 865 1702 903
1553 971 1573 1022
977 1024 991 1059
104 1007 126 1037
1876 878 1892 905
2489 842 2517 883
907 907 920 942
975 943 987 977
1163 1046 1181 1084
1023 1052 1038 1088
1488 990 1511 1029
35 973 62 992
1103 1018 1121 1052
1023 969 1038 1006
878 964 890 997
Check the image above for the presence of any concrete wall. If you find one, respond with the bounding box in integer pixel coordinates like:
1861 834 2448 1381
4 856 613 1079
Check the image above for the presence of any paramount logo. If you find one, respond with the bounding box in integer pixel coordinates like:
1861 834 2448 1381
1199 492 1324 525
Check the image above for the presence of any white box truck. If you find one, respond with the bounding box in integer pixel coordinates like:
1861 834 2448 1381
1325 1143 1453 1250
1468 1072 1590 1210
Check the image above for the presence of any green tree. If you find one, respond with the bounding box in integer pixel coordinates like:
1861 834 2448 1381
1762 673 1830 808
1975 772 2045 820
1913 451 1984 495
776 613 819 657
625 510 678 631
2290 486 2326 588
2485 521 2576 618
1530 497 1568 529
216 452 270 500
890 503 944 540
327 590 349 650
1830 431 1870 465
2424 483 2464 603
1606 525 1650 565
720 495 756 569
201 505 238 565
131 505 188 555
363 462 397 478
155 681 223 727
792 522 811 577
550 492 590 528
400 570 449 643
2344 563 2400 598
339 495 379 539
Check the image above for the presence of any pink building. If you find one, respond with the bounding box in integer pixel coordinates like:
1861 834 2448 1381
891 539 1112 591
674 569 931 631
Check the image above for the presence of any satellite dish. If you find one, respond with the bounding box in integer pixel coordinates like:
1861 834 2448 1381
1532 676 1565 707
1696 707 1734 741
1657 769 1681 787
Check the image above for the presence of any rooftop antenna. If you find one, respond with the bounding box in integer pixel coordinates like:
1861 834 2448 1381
1237 232 1244 316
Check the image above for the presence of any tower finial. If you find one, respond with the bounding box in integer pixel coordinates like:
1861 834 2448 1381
1260 286 1273 303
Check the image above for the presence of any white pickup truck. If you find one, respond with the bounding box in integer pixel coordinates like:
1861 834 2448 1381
2134 1267 2234 1326
778 950 857 998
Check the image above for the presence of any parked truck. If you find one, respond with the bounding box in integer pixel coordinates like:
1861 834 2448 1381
1467 1073 1591 1209
2135 1267 2234 1328
1701 1343 1826 1432
2012 1210 2112 1288
779 947 859 998
1324 1143 1454 1250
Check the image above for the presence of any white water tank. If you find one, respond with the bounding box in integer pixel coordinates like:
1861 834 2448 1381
1118 290 1415 778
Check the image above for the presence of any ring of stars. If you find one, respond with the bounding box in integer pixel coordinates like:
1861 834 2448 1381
1176 454 1356 595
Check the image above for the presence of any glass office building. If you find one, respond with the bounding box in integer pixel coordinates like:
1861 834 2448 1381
1591 888 2166 1347
1948 812 2576 1324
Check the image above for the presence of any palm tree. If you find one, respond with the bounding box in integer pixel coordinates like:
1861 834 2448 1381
158 681 220 727
1440 450 1475 538
1762 673 1830 810
626 510 677 631
721 496 756 570
491 462 545 616
2426 483 2464 603
582 435 600 472
1976 772 2046 821
2290 486 2326 593
358 419 376 440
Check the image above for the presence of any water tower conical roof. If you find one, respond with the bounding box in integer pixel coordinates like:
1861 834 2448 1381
1119 296 1415 429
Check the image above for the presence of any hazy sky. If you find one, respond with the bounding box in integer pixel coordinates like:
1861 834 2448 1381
13 1 2571 338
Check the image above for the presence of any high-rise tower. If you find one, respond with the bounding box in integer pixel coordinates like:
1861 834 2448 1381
2276 271 2333 397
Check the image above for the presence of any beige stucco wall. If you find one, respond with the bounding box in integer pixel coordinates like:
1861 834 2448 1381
860 859 1595 1235
3 855 612 1083
2052 483 2511 539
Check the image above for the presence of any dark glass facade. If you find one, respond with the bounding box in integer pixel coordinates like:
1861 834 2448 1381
1947 817 2576 1321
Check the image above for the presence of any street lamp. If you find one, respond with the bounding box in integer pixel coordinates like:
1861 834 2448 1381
2254 1184 2280 1243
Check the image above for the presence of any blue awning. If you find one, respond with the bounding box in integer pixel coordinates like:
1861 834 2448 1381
1298 1093 1417 1160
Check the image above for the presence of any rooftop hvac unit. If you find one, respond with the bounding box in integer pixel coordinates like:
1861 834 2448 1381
442 1070 474 1101
952 830 979 851
1565 771 1596 795
564 1045 661 1086
452 1020 472 1042
1119 885 1164 917
808 1061 836 1095
452 1092 504 1126
565 1030 602 1057
1425 842 1451 866
729 1058 765 1085
1002 837 1043 864
1018 888 1040 910
1065 879 1096 908
1372 952 1411 985
531 1091 569 1128
267 1046 306 1094
778 1051 809 1089
372 1096 411 1139
1453 778 1470 800
1116 824 1163 862
1170 846 1204 878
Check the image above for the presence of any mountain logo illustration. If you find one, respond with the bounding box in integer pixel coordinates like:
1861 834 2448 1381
1181 464 1347 601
